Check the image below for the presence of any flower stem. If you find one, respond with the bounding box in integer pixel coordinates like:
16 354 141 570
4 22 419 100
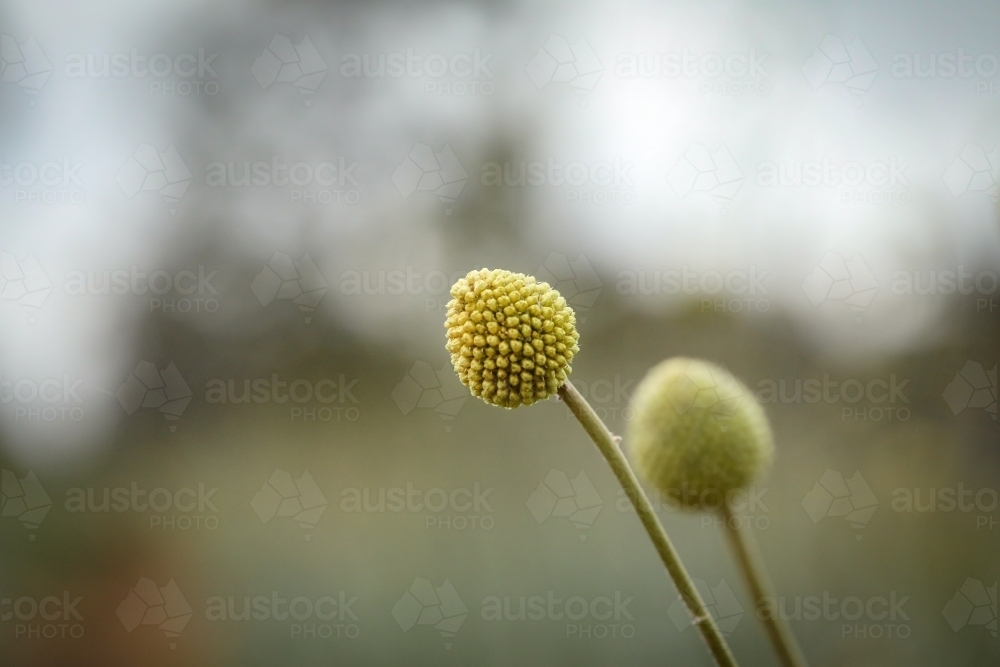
721 504 809 667
558 380 739 667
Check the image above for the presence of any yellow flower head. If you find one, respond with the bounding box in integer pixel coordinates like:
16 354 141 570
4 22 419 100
445 269 579 408
627 358 773 510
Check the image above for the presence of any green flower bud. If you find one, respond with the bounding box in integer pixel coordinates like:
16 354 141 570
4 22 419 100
627 358 773 510
445 268 579 408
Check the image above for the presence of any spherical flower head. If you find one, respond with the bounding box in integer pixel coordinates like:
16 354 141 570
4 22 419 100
445 268 580 408
627 358 773 511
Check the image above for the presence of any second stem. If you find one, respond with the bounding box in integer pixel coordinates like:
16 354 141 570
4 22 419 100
721 504 808 667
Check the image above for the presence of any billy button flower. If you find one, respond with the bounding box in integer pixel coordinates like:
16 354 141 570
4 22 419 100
445 269 740 667
445 269 579 408
628 358 808 667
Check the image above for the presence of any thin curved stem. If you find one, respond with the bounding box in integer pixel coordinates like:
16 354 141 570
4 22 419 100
721 504 808 667
558 380 739 667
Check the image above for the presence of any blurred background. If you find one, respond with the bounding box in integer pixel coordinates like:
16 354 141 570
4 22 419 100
1 0 998 665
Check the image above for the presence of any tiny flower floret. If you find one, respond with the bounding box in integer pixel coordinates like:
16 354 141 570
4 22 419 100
445 268 580 408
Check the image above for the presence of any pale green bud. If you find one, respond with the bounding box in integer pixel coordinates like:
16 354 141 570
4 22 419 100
628 358 773 510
